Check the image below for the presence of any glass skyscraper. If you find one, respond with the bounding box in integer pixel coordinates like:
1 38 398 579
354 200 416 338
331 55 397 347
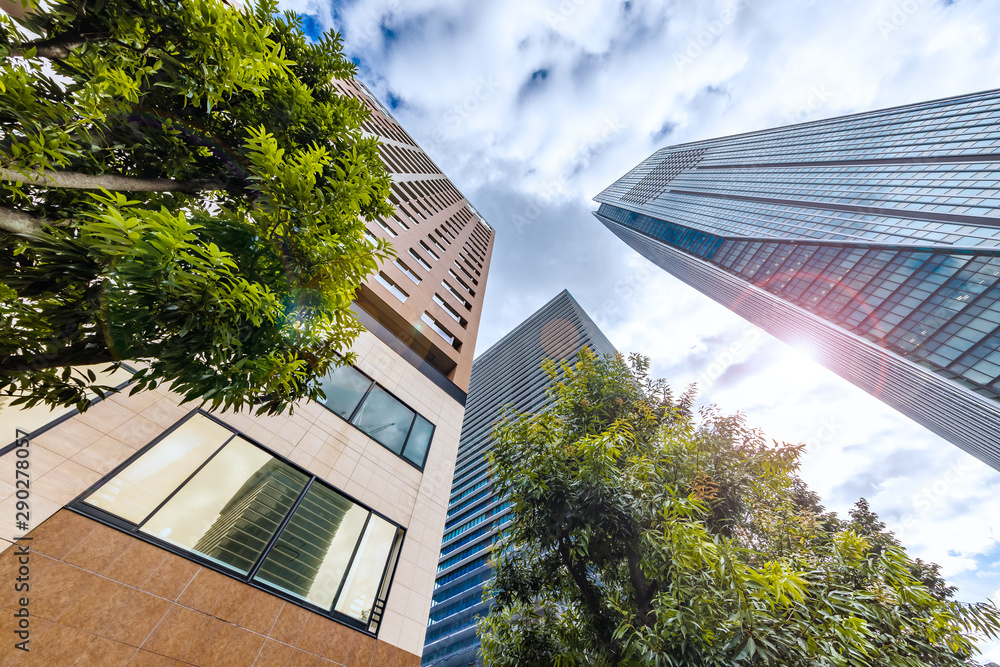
422 290 616 666
595 88 1000 470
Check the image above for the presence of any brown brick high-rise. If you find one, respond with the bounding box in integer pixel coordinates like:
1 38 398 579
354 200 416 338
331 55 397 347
0 77 494 667
338 78 494 393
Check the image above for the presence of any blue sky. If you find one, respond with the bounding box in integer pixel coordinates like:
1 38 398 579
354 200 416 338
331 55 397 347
280 0 1000 658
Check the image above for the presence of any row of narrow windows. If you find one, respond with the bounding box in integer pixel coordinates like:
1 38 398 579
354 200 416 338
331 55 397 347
333 78 420 148
360 115 418 146
388 180 463 224
379 143 440 175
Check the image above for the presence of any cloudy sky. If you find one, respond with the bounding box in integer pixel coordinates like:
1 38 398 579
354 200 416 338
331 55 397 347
284 0 1000 657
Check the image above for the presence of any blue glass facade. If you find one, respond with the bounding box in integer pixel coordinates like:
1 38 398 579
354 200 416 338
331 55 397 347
421 290 616 666
595 88 1000 470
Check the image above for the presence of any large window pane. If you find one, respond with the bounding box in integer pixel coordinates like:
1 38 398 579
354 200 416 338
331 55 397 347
85 414 232 523
76 410 409 630
141 437 308 574
351 386 414 454
403 415 434 467
319 365 373 419
333 515 400 622
253 484 369 609
368 525 403 632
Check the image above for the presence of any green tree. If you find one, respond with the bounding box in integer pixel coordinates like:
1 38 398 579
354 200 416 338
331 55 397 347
479 349 1000 666
0 0 393 414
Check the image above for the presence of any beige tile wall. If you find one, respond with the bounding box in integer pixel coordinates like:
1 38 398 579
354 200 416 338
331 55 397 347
0 510 421 666
0 329 464 656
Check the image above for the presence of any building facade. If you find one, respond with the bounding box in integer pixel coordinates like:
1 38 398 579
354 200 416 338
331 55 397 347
0 79 493 666
337 79 494 393
422 290 616 667
595 88 1000 470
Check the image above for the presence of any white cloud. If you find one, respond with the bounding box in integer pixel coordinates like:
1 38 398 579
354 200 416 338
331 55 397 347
289 0 1000 658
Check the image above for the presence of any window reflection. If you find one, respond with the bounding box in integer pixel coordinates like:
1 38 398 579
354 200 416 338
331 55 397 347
319 365 373 419
141 437 308 574
352 386 414 454
403 415 434 467
254 484 368 609
334 516 401 622
315 360 437 468
85 414 233 524
79 413 406 631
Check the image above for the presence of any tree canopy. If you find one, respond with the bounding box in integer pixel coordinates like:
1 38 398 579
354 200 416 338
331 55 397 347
0 0 393 414
479 349 1000 666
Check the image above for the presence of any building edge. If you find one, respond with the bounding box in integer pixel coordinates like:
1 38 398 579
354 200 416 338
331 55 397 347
599 214 1000 470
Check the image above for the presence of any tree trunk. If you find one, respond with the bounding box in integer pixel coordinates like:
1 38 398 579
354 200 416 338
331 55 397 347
558 536 622 662
11 34 89 59
627 547 658 630
0 207 44 235
0 168 227 193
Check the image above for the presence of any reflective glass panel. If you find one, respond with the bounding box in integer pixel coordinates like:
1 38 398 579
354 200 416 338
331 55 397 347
333 515 400 622
351 387 414 454
254 483 369 609
85 414 233 524
141 437 308 574
403 415 434 467
319 365 373 419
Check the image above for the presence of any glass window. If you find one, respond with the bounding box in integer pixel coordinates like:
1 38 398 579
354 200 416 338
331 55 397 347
254 483 368 608
352 387 414 454
319 365 373 419
315 362 436 469
334 515 401 622
403 415 434 467
422 312 456 345
77 413 406 632
140 437 308 574
85 414 233 523
374 272 408 303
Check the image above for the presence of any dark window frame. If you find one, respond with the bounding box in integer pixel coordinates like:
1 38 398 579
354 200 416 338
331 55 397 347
318 362 436 470
67 409 406 638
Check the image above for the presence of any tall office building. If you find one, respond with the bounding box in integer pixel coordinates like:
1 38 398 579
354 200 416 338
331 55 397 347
422 290 616 666
0 79 493 665
336 79 494 393
595 88 1000 470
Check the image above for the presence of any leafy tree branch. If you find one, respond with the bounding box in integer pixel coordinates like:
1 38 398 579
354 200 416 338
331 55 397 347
479 349 1000 666
0 0 395 415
